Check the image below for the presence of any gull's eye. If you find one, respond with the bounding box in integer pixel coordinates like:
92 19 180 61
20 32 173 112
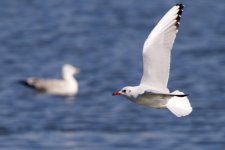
122 89 126 93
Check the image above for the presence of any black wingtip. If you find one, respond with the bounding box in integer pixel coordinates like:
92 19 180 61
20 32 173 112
176 94 189 97
19 80 39 91
18 80 29 86
176 4 184 9
175 4 185 28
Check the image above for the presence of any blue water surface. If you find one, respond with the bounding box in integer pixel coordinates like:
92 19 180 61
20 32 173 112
0 0 225 150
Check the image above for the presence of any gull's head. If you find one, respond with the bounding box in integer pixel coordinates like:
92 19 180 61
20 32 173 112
112 86 136 98
63 64 80 76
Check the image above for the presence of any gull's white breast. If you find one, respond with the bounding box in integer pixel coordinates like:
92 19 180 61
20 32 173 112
130 94 171 109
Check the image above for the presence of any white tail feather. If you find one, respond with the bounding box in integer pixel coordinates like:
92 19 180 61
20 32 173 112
166 90 192 117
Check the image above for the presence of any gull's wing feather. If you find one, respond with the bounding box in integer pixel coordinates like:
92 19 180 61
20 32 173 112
143 89 188 97
140 4 184 92
25 78 66 92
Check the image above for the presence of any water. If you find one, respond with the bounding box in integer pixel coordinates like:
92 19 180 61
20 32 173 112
0 0 225 149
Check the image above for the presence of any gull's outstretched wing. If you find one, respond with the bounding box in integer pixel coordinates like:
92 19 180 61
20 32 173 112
140 4 184 92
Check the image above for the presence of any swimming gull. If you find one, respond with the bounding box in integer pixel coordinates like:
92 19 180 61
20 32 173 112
20 64 79 96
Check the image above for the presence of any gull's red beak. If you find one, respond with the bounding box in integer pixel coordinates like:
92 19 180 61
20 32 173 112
112 91 122 96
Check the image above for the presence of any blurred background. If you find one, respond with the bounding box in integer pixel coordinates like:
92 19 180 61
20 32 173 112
0 0 225 149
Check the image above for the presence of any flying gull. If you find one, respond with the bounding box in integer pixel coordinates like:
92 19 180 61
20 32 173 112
113 4 192 117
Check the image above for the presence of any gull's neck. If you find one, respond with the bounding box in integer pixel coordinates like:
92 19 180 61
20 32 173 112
62 71 75 83
62 71 78 93
127 86 143 99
